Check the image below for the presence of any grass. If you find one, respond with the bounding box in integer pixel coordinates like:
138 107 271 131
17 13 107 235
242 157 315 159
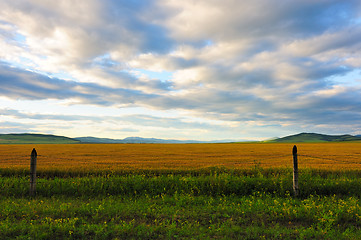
2 170 361 198
2 194 361 239
0 133 79 144
2 170 361 239
268 133 361 143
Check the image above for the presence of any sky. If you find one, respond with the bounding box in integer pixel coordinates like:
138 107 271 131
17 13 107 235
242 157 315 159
0 0 361 141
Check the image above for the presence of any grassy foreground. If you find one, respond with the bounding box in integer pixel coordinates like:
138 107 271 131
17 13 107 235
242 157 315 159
2 194 361 239
1 169 361 239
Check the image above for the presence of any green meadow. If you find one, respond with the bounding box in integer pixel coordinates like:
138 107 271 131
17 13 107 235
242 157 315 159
0 134 79 144
1 169 361 239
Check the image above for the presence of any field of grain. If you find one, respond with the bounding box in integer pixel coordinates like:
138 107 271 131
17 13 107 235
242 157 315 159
1 142 361 172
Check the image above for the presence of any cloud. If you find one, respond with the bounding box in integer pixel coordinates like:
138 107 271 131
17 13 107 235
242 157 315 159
161 0 360 42
0 121 36 133
0 0 361 138
0 106 245 140
0 62 161 106
0 0 175 64
0 107 228 131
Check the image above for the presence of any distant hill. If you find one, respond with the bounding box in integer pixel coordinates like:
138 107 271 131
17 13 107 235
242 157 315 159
0 133 80 144
75 136 217 144
0 133 244 144
3 132 359 144
268 133 361 143
74 137 125 143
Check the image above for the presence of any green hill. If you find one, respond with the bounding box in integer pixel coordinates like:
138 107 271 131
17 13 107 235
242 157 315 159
268 133 361 143
0 133 80 144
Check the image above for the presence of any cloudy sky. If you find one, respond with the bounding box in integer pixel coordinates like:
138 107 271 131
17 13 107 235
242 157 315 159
0 0 361 141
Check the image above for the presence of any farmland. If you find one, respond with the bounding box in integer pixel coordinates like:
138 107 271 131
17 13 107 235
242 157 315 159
1 142 361 173
1 143 361 239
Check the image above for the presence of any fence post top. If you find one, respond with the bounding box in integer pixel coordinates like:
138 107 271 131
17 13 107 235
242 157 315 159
31 148 37 157
292 145 297 155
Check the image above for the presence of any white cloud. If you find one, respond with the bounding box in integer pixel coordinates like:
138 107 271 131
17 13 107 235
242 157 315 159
0 0 361 139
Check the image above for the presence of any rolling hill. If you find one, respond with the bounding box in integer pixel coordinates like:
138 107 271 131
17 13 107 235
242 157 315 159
0 134 237 144
1 132 360 144
0 133 80 144
268 133 361 143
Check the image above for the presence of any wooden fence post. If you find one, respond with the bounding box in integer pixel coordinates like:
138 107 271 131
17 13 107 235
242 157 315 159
292 145 299 197
30 148 37 196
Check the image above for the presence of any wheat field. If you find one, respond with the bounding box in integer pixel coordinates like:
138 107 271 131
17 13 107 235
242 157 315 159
1 142 361 171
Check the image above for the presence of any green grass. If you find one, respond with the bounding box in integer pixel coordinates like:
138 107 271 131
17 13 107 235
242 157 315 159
1 168 361 239
2 171 361 198
268 133 361 143
1 194 361 239
0 133 79 144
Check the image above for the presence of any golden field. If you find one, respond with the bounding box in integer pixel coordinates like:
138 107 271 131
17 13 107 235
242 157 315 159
0 142 361 171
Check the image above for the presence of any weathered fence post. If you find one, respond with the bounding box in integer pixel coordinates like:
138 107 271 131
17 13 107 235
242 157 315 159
292 145 299 197
30 148 37 196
